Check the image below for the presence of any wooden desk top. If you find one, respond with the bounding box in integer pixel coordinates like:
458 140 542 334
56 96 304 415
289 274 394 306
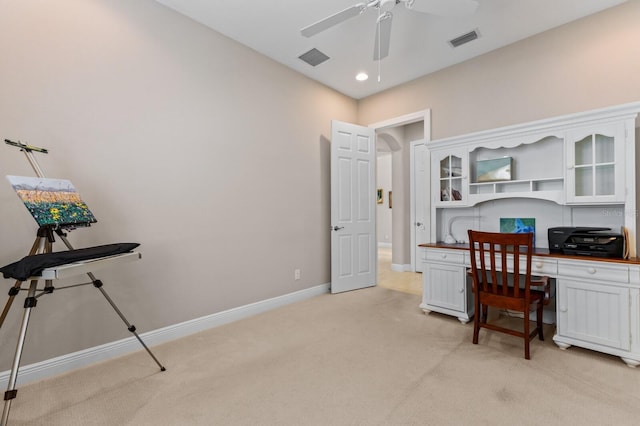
418 242 640 265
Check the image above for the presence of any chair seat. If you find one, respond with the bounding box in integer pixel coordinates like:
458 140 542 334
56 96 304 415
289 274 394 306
478 285 544 312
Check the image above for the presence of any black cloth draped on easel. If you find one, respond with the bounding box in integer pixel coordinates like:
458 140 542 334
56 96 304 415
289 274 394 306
0 243 139 281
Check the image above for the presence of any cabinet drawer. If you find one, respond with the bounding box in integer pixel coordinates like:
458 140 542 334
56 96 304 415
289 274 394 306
425 249 465 264
558 260 629 283
528 258 557 276
420 248 428 261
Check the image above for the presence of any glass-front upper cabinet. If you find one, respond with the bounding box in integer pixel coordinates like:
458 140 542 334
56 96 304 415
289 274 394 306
432 149 468 206
566 123 625 203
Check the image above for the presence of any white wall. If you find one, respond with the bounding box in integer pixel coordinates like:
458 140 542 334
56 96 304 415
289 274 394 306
0 0 356 366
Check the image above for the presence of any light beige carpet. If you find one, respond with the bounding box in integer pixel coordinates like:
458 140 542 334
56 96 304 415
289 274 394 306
7 286 640 425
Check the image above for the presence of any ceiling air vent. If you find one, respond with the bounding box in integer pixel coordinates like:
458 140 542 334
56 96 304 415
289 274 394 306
298 48 330 67
449 30 479 48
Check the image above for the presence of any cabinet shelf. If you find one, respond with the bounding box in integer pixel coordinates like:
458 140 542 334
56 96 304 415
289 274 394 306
468 177 564 204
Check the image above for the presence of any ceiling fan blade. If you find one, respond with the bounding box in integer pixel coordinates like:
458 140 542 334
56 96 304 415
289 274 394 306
407 0 479 16
301 3 367 38
373 12 393 61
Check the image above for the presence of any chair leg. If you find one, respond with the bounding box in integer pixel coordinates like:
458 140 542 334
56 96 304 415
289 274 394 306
537 304 544 341
481 304 488 324
473 313 480 344
473 296 480 344
524 312 531 360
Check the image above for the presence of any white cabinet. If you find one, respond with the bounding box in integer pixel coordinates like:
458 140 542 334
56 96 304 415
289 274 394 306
420 248 473 323
427 102 640 245
554 259 640 367
421 244 640 367
556 279 630 350
432 150 468 207
565 123 626 204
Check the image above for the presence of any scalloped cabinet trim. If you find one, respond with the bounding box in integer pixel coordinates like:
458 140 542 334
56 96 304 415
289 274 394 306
429 101 640 240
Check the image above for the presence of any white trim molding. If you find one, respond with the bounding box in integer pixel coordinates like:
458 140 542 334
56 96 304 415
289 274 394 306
391 263 412 272
0 283 330 388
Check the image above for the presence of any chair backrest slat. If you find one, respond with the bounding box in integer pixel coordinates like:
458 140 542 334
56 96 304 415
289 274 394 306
467 230 534 300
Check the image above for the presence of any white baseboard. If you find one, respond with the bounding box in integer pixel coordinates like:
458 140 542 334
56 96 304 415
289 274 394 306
0 283 330 388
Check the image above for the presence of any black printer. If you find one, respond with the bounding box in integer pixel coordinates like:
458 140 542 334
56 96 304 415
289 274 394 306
548 227 624 258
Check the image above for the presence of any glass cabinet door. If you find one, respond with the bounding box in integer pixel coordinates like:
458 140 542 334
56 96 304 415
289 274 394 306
567 124 624 203
434 151 467 205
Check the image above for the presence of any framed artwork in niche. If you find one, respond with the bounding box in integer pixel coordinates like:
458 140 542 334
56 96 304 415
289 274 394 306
476 157 512 182
500 217 536 247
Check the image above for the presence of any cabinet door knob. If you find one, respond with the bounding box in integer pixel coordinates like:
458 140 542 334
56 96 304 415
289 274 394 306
587 267 597 274
560 306 568 313
441 253 447 259
535 262 543 268
459 287 464 293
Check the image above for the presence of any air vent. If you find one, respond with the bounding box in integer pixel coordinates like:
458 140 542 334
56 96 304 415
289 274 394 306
298 48 330 67
449 30 479 48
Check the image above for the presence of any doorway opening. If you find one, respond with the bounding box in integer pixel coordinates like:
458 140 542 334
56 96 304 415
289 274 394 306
370 110 431 288
375 132 421 295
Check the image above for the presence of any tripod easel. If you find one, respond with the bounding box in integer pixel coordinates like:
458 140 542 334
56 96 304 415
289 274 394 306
0 140 165 426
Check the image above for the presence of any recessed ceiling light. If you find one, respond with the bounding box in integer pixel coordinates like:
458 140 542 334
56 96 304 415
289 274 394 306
356 72 368 81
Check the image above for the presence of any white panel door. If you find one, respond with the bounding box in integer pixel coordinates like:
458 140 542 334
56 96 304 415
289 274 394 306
331 120 377 293
411 141 429 272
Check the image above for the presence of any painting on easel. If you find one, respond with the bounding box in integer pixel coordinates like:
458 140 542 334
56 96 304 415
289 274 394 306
6 175 97 227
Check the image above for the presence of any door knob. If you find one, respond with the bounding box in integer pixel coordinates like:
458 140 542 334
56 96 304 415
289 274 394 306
332 226 344 231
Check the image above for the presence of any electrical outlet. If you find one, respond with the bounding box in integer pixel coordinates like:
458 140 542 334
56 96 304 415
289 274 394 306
294 269 301 280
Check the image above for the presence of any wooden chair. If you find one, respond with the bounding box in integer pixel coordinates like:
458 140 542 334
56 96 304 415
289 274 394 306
467 230 550 359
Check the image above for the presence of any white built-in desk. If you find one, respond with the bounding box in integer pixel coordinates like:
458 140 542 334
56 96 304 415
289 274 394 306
419 243 640 367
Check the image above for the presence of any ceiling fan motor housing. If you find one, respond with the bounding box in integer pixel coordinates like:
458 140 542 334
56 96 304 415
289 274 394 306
380 0 397 13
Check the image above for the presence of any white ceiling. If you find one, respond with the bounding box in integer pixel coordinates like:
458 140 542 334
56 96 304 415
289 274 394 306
154 0 627 100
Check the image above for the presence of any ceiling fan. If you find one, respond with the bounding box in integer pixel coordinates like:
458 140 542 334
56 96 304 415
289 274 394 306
300 0 479 61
